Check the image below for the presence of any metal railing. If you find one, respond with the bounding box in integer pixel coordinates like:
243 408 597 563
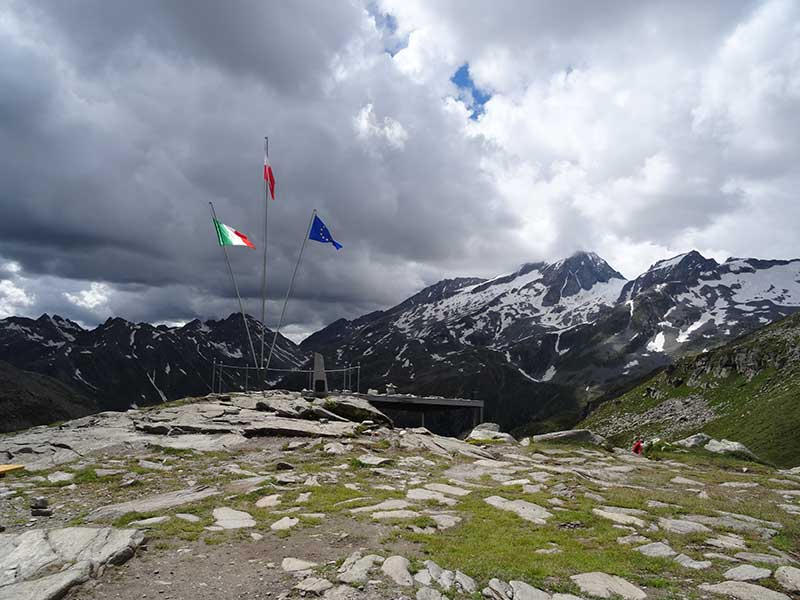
210 360 361 394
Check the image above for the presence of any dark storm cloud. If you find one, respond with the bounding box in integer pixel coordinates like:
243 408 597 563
1 0 798 332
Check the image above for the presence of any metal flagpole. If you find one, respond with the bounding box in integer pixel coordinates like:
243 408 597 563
209 201 259 369
259 137 270 374
265 208 317 374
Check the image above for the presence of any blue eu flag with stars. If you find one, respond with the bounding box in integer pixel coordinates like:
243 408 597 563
309 214 342 250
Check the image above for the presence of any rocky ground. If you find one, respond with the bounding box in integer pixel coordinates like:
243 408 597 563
1 391 799 600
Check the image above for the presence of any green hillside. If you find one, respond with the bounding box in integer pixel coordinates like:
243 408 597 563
581 312 800 467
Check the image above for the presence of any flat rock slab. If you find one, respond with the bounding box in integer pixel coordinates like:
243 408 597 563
658 517 710 535
295 577 334 595
424 483 471 497
129 516 169 527
86 485 219 522
271 516 299 531
282 557 319 572
735 552 790 565
700 581 791 600
0 561 91 600
671 476 704 486
47 470 75 483
724 565 772 581
372 510 420 520
407 488 456 505
636 542 676 558
532 429 609 447
356 454 392 466
674 553 712 570
255 494 282 508
509 580 550 600
212 507 255 529
350 499 410 514
175 513 200 523
570 572 646 599
706 533 747 550
593 508 645 528
0 527 143 592
484 496 552 524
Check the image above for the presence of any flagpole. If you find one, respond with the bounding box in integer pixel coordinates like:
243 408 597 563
209 201 259 370
265 208 317 375
259 137 270 374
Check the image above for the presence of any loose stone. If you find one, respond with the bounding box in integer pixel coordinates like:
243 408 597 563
724 564 772 581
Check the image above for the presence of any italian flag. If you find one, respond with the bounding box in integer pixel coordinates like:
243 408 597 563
264 144 276 200
213 218 255 249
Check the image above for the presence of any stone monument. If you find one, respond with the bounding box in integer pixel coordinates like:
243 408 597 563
312 353 328 397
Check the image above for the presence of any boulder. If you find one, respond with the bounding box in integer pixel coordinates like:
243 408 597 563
704 439 761 462
381 556 413 586
775 566 800 592
466 423 516 444
322 396 393 427
532 429 610 448
674 433 712 448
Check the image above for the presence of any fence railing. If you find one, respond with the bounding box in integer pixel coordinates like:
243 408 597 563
210 360 361 394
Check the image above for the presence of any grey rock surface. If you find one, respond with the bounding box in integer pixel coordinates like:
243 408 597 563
0 526 143 596
86 485 219 522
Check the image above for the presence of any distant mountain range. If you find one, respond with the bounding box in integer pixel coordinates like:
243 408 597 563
2 250 799 434
301 250 800 432
0 313 304 415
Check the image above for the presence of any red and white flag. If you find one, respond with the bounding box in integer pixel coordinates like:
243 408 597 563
264 140 276 200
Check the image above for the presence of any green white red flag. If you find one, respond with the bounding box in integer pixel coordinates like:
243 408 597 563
213 218 255 249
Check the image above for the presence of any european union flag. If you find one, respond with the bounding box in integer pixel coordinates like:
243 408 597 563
308 214 342 250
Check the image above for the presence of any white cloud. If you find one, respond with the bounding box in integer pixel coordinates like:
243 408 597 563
64 282 111 310
0 278 35 318
354 103 409 149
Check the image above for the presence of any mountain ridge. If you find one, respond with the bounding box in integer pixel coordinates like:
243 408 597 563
2 248 799 435
302 249 800 432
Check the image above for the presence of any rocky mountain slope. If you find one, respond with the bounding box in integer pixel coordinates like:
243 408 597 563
0 360 97 433
303 250 800 433
0 313 305 414
581 312 800 467
1 394 799 600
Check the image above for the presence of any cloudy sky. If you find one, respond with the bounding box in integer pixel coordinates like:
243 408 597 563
1 0 798 340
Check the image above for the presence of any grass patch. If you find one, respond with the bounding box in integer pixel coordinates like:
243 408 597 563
404 491 689 591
